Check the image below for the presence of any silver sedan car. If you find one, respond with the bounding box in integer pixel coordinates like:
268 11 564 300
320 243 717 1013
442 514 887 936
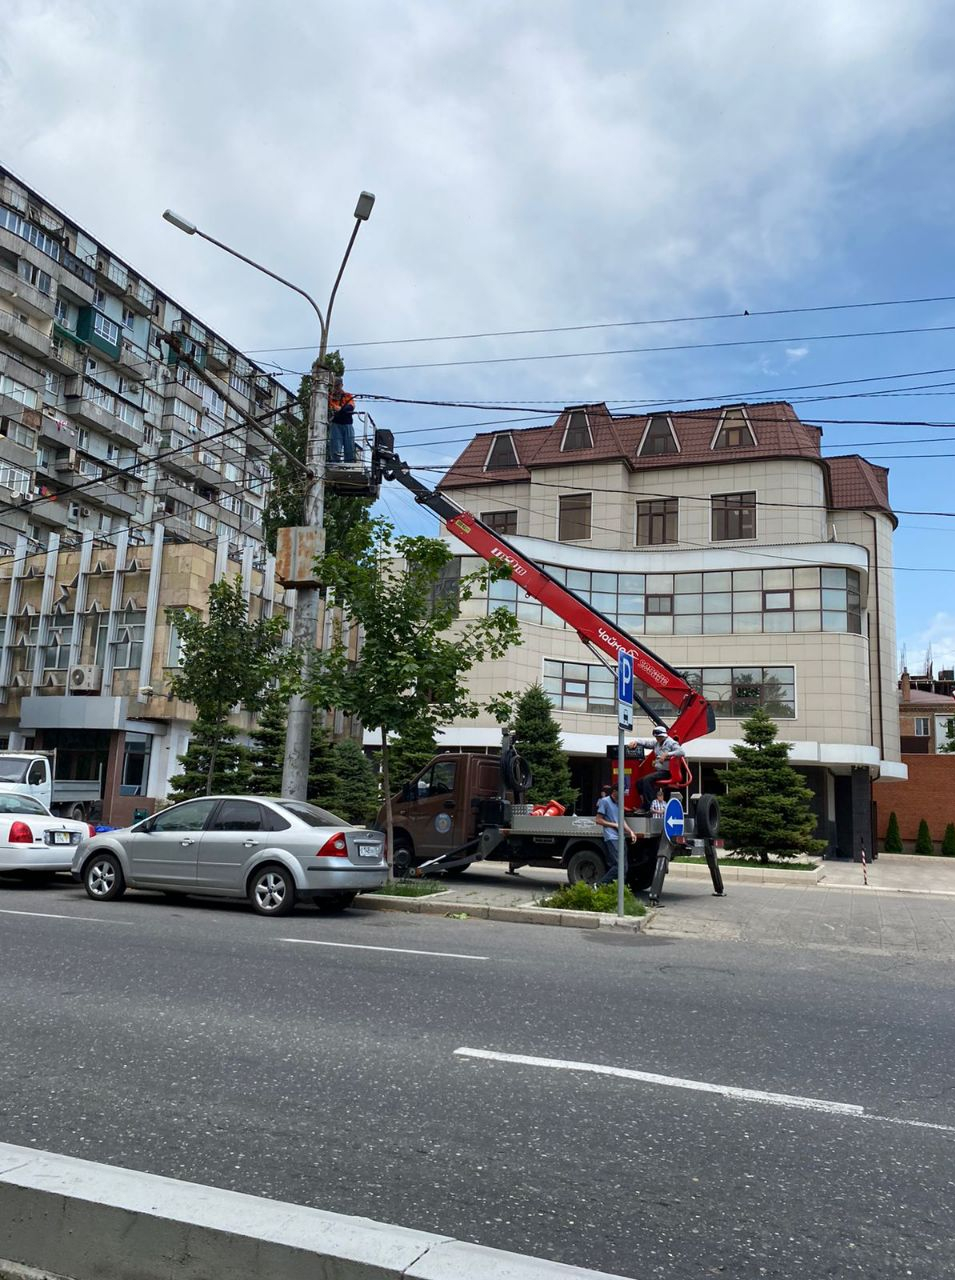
71 795 387 916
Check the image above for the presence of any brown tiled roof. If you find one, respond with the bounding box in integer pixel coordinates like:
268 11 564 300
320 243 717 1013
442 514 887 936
439 400 823 489
826 455 893 518
901 689 955 707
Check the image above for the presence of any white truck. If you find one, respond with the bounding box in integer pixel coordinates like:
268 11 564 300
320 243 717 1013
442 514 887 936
0 753 103 820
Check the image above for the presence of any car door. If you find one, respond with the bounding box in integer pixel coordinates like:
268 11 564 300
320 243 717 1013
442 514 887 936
125 798 218 885
195 799 278 892
410 760 460 858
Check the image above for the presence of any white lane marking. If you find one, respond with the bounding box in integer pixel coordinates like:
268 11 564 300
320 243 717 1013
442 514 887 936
280 938 489 961
455 1047 861 1116
455 1049 955 1133
0 908 129 925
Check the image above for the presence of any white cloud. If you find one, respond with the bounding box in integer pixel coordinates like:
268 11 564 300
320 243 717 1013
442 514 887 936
900 612 955 674
785 347 810 361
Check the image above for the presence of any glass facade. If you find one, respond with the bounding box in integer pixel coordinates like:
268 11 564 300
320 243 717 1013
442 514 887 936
488 564 863 636
542 659 796 719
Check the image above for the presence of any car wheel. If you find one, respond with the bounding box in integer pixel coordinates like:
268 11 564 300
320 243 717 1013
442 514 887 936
566 845 607 886
392 837 415 878
316 892 357 912
248 864 295 917
84 853 126 902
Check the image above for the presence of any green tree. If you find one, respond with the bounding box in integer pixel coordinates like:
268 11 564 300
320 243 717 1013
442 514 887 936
168 720 250 801
512 683 577 809
884 810 903 853
262 361 372 556
940 717 955 754
310 518 521 876
387 719 438 789
166 577 293 794
942 822 955 858
327 738 378 825
721 707 827 863
914 819 934 856
246 693 339 805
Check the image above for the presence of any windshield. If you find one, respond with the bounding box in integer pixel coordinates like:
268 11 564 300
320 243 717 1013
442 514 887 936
0 759 31 783
0 793 49 815
277 800 349 828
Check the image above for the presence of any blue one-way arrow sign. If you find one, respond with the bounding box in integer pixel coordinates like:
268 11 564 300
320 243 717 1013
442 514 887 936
664 796 685 840
617 652 633 729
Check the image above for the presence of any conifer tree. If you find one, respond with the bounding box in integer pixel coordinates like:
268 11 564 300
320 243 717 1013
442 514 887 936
247 695 339 805
940 717 955 754
329 738 378 825
942 822 955 858
168 720 251 801
914 819 934 856
513 683 578 808
721 707 827 863
387 719 438 789
884 810 903 853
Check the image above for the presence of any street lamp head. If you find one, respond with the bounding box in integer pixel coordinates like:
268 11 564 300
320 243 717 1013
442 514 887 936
354 191 376 222
162 208 197 236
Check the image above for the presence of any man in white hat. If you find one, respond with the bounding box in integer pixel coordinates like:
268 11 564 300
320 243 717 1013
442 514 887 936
628 724 684 812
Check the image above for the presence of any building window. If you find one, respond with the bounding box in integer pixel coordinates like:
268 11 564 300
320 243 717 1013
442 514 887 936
120 734 151 796
561 410 593 451
122 306 136 329
176 364 203 395
112 609 146 668
92 311 120 346
481 509 518 535
558 493 592 541
54 297 72 325
646 594 673 615
228 371 252 399
0 464 32 496
195 510 215 532
712 405 756 449
638 414 678 456
914 717 930 736
43 615 74 670
1 417 37 449
636 498 678 546
712 492 756 540
0 374 39 409
171 399 199 429
763 589 793 611
18 260 52 295
542 659 615 715
484 433 519 470
93 287 106 308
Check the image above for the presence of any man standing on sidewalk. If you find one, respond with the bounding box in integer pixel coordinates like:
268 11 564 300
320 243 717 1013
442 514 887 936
594 784 635 886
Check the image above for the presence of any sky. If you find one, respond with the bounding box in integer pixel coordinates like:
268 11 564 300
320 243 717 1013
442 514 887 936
1 0 954 670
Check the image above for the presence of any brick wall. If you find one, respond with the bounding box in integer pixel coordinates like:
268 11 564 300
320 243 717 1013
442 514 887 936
874 755 955 851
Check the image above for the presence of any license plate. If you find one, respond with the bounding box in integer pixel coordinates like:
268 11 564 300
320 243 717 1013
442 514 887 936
357 843 380 859
52 831 72 845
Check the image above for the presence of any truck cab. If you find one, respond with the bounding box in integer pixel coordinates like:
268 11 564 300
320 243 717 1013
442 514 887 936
387 754 501 872
0 754 53 811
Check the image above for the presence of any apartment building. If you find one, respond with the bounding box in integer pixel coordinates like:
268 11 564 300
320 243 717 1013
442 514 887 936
0 165 311 815
433 400 905 858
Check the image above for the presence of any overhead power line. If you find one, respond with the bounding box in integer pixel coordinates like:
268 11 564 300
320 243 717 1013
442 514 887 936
243 291 955 355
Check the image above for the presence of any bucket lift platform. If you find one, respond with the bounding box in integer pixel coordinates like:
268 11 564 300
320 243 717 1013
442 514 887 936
325 411 383 499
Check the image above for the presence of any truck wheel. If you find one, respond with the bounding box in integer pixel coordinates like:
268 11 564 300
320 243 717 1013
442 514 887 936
693 794 720 839
68 804 86 821
566 845 607 886
392 837 415 878
626 860 656 893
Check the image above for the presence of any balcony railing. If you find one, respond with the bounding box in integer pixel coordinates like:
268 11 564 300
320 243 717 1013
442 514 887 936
0 310 51 359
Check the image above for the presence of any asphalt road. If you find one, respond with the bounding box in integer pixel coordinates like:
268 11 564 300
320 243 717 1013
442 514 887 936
1 874 954 1279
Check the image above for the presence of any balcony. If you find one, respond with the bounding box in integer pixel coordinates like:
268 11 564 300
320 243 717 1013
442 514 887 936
64 387 144 447
31 498 72 531
119 338 150 380
0 265 55 320
124 278 155 316
48 335 85 375
82 483 141 518
162 513 196 542
0 310 52 360
156 445 195 480
205 340 230 371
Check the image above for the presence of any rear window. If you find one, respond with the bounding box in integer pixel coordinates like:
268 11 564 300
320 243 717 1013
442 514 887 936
277 801 347 828
0 793 49 815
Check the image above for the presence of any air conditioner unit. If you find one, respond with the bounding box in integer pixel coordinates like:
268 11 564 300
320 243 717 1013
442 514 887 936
68 664 102 693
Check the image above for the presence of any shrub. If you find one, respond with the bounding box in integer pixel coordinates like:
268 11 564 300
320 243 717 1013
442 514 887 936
884 811 903 853
942 823 955 858
539 881 645 916
914 819 934 856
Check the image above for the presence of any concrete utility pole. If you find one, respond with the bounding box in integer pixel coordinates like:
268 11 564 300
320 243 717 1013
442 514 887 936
162 194 376 799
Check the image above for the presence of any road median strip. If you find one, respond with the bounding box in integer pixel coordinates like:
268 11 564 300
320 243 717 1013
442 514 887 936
0 1140 627 1280
359 889 647 930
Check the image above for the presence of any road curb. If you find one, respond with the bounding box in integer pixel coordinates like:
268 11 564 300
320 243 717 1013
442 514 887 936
667 860 823 885
358 893 647 930
0 1141 625 1280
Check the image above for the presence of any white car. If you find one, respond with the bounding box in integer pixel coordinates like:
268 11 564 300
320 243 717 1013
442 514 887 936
0 793 92 877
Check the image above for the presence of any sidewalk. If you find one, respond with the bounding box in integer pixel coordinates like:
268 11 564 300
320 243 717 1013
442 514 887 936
819 852 955 896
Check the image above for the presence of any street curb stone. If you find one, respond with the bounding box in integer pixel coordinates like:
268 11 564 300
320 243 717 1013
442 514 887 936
358 893 647 931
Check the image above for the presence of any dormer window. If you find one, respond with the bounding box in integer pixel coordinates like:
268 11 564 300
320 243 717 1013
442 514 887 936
484 433 519 470
638 414 679 456
561 410 593 452
712 405 757 450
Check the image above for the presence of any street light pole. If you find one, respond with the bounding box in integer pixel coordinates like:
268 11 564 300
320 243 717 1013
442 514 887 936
162 194 375 799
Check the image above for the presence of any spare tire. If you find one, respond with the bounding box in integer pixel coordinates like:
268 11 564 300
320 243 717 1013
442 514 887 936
504 749 532 793
693 793 720 839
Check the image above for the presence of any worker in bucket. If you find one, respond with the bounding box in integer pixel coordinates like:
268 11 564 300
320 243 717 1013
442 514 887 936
629 725 684 812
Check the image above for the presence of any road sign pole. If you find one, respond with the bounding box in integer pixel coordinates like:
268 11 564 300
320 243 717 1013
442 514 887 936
617 723 626 918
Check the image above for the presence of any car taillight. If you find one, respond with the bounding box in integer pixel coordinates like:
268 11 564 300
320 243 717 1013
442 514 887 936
316 832 348 858
9 821 33 844
87 824 97 838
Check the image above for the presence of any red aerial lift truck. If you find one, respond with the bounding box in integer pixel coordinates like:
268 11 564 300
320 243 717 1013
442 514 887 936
371 434 725 903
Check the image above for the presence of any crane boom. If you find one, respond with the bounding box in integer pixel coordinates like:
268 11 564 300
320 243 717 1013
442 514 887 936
376 442 715 748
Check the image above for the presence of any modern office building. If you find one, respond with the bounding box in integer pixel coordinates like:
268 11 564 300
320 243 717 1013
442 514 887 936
431 400 906 857
0 164 307 817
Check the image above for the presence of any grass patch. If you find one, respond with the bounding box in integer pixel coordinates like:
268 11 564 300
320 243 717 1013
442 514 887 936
364 879 448 897
679 856 818 871
537 881 646 916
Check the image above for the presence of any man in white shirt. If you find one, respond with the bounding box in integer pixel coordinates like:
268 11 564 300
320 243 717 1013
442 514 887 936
628 725 685 811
